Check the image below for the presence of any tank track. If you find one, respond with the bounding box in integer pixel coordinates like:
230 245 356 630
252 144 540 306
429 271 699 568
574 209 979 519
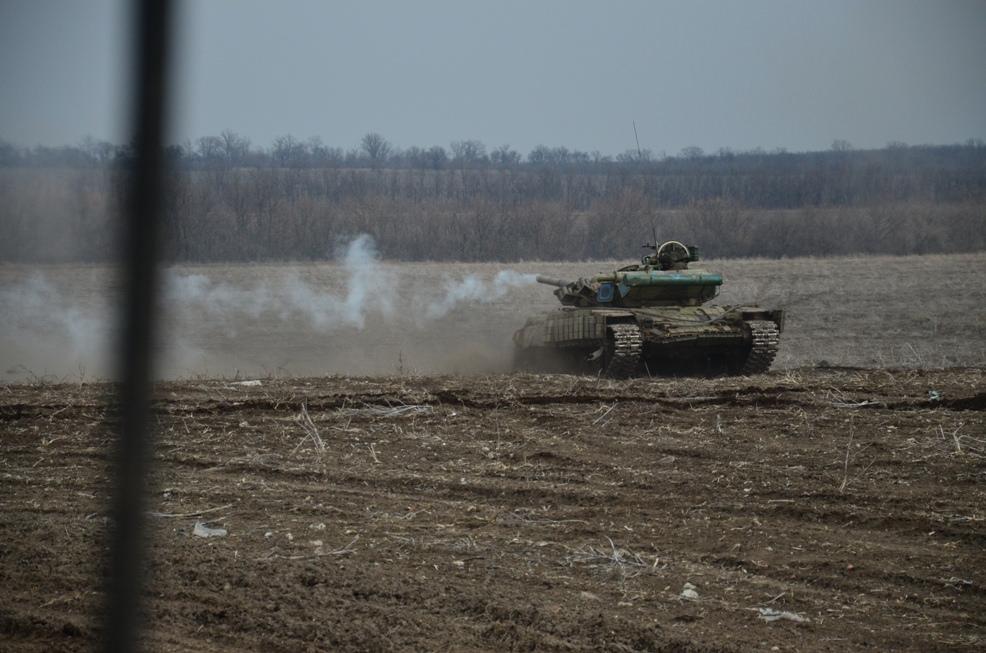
740 320 780 375
606 324 643 377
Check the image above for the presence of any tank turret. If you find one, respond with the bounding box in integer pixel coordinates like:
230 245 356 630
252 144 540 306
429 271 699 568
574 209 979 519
539 241 722 309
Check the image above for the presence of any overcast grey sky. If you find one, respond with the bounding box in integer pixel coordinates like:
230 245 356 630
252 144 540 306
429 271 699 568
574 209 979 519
1 0 984 155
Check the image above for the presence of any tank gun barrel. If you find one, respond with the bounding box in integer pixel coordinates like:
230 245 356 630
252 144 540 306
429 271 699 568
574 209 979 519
536 275 571 288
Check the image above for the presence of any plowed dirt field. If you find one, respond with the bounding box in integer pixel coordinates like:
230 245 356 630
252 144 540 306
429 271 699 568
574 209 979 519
2 368 985 651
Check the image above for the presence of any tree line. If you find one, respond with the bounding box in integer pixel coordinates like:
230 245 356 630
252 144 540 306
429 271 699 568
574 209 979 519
3 131 985 174
0 134 984 262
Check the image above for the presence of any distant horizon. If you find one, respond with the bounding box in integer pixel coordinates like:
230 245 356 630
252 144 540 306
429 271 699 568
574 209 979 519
3 131 983 160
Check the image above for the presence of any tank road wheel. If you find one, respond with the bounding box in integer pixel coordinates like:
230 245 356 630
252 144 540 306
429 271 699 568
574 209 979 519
740 320 780 375
605 324 643 377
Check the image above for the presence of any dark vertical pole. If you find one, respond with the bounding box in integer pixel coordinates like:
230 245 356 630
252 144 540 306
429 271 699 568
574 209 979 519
103 1 173 651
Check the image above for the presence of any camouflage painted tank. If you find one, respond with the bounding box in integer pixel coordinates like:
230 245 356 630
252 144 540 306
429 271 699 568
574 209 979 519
513 241 783 376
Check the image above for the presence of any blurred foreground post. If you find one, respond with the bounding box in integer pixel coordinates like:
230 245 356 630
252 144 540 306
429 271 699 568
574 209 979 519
103 1 173 651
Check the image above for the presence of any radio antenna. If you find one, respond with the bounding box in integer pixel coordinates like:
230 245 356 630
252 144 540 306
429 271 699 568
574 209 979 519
632 120 642 160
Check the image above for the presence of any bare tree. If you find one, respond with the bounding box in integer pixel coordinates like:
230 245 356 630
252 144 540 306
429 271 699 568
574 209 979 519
617 148 653 163
219 130 251 166
490 144 520 167
425 145 447 169
528 145 551 165
450 140 487 165
307 136 342 166
196 136 224 163
273 135 306 167
679 146 704 160
0 139 21 165
360 132 392 166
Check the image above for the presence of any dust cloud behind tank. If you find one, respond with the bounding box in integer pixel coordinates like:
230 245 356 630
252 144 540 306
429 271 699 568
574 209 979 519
513 240 784 377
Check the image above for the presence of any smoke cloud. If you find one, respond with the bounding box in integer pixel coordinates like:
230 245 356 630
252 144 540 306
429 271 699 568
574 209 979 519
165 234 395 330
0 234 541 380
0 273 111 379
424 270 538 320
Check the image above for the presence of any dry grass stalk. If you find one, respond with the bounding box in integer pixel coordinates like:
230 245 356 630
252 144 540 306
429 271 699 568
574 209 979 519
566 537 650 578
593 403 617 425
294 402 325 453
338 402 432 419
149 503 234 519
839 421 855 493
255 535 359 561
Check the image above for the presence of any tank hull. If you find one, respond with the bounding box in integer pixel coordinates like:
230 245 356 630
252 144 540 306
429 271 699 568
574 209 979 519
513 305 783 377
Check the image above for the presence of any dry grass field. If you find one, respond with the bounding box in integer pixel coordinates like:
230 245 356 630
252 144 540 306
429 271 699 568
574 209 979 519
2 252 985 381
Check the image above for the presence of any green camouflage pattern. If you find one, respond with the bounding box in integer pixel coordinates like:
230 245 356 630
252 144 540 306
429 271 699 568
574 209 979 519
513 241 784 376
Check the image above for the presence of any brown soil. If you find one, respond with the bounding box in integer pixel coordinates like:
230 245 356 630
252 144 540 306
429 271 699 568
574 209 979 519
1 368 985 651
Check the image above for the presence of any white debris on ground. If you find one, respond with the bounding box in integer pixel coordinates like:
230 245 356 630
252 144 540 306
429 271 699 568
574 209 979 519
756 607 809 623
192 521 228 538
338 404 432 418
679 582 699 601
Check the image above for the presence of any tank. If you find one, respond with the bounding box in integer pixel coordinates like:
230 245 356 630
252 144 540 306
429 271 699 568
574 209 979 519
513 240 784 377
